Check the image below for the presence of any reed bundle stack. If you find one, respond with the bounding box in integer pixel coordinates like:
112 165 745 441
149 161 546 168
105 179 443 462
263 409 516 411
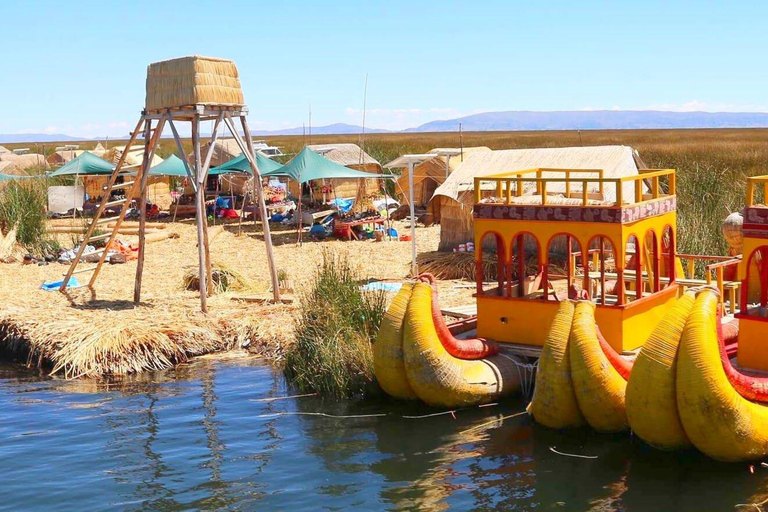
145 56 245 111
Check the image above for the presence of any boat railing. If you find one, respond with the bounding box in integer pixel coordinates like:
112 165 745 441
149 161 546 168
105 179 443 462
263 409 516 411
474 168 676 207
677 253 742 314
746 175 768 206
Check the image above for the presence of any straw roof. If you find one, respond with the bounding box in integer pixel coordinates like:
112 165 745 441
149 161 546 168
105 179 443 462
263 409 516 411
47 149 86 166
307 143 382 170
190 138 243 168
104 145 163 169
0 160 20 175
396 147 491 207
433 145 643 203
93 142 105 152
0 146 9 154
0 152 48 170
145 55 244 111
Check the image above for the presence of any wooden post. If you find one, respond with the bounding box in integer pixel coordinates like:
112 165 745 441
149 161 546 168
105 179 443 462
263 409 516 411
192 114 208 312
237 115 281 302
134 118 153 303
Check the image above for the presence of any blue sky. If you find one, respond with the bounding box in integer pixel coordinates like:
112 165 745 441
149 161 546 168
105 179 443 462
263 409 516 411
1 0 766 137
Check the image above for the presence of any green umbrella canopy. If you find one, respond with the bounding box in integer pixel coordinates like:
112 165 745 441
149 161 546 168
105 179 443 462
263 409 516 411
213 152 283 176
0 173 38 182
48 151 115 177
271 147 388 184
149 154 189 177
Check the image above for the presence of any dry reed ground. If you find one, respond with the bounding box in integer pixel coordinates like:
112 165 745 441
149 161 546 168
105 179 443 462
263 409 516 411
0 218 473 377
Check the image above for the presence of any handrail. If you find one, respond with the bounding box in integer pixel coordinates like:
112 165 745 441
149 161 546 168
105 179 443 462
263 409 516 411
746 175 768 207
474 167 675 207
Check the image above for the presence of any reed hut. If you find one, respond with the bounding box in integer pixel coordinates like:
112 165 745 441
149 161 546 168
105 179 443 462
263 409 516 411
306 143 382 199
88 146 172 209
432 145 646 251
396 147 490 222
0 152 48 171
92 142 106 156
47 149 85 166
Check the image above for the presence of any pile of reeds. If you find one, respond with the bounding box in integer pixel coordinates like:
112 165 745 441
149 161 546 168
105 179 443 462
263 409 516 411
0 303 234 378
181 263 253 295
416 251 498 281
284 252 387 399
145 56 244 111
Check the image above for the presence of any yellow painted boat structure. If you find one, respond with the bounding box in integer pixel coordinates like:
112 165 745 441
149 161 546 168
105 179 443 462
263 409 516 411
376 169 768 461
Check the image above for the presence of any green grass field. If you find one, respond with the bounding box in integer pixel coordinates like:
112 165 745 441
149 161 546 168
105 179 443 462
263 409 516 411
6 128 768 257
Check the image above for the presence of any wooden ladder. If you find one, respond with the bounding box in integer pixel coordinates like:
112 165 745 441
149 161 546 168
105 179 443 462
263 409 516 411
59 116 165 293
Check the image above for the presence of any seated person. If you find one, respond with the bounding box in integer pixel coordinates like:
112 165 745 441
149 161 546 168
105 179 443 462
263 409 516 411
309 221 328 240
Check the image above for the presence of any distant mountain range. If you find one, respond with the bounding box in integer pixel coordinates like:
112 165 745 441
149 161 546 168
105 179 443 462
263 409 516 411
251 123 390 136
3 110 768 143
0 133 84 144
407 110 768 132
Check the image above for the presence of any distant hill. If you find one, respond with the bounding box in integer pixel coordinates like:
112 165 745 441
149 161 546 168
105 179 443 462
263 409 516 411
252 123 390 136
408 110 768 132
6 111 768 143
0 133 85 143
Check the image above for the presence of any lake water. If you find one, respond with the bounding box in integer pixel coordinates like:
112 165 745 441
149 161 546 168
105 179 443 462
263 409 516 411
1 355 767 511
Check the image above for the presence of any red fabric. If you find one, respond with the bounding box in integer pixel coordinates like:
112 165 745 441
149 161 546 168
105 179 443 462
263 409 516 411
717 315 768 403
220 209 239 219
418 273 499 359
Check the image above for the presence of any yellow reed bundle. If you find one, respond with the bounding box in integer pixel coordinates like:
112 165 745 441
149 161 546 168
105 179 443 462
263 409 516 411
145 55 245 111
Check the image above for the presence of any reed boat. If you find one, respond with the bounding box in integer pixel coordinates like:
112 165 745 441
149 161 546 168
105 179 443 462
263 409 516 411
373 168 768 461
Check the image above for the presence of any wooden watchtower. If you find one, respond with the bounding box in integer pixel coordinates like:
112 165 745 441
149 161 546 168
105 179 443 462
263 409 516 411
60 55 280 311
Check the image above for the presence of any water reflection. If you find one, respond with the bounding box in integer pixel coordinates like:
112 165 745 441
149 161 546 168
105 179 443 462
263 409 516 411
2 358 768 511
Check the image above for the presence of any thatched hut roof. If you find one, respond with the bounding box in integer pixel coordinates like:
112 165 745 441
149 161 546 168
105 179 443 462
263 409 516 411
396 147 491 206
433 145 645 252
307 143 382 171
47 149 86 166
0 160 20 175
433 145 644 204
0 152 48 170
188 138 243 168
0 146 9 154
105 146 163 169
93 142 105 152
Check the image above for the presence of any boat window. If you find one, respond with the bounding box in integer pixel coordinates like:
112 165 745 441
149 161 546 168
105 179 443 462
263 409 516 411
745 246 768 314
660 226 676 288
509 233 541 299
623 235 642 303
644 230 660 293
588 236 617 305
546 234 583 301
477 232 506 296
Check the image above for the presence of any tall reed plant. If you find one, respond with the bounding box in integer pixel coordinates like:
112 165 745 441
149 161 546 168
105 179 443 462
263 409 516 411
0 179 54 256
284 252 387 399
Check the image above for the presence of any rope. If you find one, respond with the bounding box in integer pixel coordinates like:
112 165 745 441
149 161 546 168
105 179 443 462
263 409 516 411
500 353 538 400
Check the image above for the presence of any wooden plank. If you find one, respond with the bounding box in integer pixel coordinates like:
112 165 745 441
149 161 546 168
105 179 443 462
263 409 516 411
440 304 478 319
230 295 294 304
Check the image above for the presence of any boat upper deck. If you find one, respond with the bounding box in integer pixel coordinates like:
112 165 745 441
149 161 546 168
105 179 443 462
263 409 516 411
473 168 676 224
